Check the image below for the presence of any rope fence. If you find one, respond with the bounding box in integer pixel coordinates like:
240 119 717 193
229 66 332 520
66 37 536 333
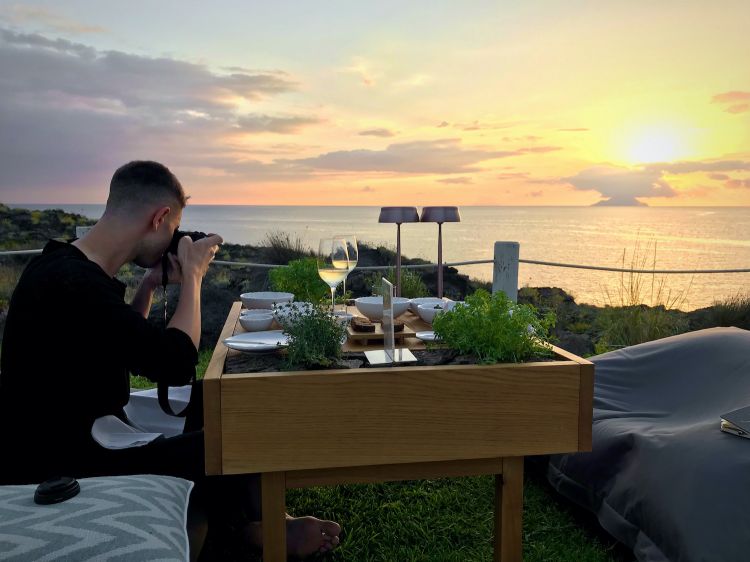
2 249 749 275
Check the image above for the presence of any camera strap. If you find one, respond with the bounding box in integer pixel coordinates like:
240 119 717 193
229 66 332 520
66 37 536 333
157 377 193 417
157 278 192 417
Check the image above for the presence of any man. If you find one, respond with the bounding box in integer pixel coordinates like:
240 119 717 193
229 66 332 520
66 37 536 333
0 161 340 558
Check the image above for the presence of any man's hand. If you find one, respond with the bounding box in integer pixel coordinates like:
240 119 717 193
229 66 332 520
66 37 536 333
177 233 223 280
145 253 182 288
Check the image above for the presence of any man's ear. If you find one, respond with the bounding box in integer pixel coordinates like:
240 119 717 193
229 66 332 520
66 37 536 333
150 206 171 231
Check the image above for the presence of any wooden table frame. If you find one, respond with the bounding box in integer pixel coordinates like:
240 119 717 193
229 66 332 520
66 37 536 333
204 302 594 561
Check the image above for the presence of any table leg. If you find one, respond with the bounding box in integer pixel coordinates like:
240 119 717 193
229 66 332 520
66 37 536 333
493 456 523 562
261 471 286 562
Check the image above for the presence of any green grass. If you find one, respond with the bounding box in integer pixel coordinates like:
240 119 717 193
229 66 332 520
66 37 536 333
239 475 620 561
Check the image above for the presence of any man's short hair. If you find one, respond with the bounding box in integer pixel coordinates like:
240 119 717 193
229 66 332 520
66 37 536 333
106 161 188 213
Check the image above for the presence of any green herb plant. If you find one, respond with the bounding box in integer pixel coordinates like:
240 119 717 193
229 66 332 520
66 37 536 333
280 303 347 370
268 257 330 303
432 289 556 364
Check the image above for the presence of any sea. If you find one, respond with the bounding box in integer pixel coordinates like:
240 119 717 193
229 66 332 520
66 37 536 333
13 204 750 311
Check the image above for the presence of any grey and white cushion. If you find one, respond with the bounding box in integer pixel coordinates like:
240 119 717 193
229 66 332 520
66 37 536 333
0 474 192 561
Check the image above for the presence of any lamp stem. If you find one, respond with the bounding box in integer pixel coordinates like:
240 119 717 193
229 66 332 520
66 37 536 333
437 222 443 298
396 222 402 297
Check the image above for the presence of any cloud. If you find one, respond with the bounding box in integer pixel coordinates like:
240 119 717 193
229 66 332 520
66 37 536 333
436 121 450 128
647 159 750 174
517 146 562 154
456 120 519 131
566 165 677 205
708 173 730 181
0 28 296 115
0 27 306 198
557 127 589 132
502 135 542 142
496 172 530 180
361 185 374 192
712 91 750 114
236 114 322 134
290 139 514 174
437 177 473 184
726 178 750 189
358 128 396 138
0 5 105 34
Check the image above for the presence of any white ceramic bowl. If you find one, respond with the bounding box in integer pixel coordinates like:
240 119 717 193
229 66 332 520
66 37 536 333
241 308 274 317
240 291 294 310
354 296 410 321
332 311 354 327
409 297 447 314
273 301 313 328
417 303 448 324
239 313 274 332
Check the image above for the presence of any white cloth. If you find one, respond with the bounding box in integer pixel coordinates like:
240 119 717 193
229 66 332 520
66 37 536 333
91 385 192 450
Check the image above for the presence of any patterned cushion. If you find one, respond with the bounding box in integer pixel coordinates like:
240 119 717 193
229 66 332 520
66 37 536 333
0 474 192 561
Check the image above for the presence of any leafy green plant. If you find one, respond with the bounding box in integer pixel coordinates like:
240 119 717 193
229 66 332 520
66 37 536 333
268 257 329 303
432 289 556 364
281 303 347 369
364 267 429 298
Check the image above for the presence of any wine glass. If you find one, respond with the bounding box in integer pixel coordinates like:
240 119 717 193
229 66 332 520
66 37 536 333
317 238 349 312
333 234 358 305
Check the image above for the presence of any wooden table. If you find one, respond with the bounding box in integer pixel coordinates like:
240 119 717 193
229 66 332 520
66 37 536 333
204 302 594 561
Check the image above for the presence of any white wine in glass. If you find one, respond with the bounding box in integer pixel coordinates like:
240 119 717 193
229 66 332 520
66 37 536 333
333 234 358 301
317 238 349 311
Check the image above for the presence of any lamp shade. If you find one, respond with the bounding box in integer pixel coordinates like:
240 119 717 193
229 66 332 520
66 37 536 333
378 206 420 224
420 206 461 223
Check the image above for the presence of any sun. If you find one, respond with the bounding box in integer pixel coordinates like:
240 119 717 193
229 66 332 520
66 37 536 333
626 127 687 164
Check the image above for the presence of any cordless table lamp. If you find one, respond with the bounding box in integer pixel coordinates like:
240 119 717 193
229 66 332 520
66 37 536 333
419 206 461 298
378 207 420 297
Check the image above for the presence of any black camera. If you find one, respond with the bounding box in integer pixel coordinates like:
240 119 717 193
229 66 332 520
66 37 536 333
161 229 208 286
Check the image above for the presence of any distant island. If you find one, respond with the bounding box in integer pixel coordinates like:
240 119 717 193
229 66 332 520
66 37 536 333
593 197 648 206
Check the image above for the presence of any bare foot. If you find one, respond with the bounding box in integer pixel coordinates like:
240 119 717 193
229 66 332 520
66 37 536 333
286 515 341 558
244 515 342 559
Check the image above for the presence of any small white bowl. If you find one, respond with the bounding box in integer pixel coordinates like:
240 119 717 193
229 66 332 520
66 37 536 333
409 297 448 314
273 301 313 327
417 303 448 324
332 311 354 327
239 313 274 332
241 308 273 317
354 296 411 321
240 291 294 310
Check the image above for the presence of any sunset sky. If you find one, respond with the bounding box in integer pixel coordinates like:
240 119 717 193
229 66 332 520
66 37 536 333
0 0 748 206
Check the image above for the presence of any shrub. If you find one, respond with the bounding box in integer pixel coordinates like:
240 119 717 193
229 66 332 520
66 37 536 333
432 289 556 364
269 258 329 303
363 267 429 298
281 304 347 369
596 239 689 350
707 292 750 330
261 231 310 264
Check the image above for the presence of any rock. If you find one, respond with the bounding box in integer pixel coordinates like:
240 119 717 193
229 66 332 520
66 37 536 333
555 331 595 358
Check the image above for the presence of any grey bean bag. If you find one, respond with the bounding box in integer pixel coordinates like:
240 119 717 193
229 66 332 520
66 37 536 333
548 327 750 562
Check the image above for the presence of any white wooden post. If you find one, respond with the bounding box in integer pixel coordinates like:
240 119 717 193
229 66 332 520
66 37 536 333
492 242 519 302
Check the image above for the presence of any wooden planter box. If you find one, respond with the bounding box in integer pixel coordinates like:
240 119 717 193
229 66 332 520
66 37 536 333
203 301 593 561
204 302 593 476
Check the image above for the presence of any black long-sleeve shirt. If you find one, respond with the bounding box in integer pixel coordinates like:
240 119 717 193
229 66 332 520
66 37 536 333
0 240 198 483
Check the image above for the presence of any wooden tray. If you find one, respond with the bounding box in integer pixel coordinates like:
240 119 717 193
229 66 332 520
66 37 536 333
347 322 417 344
